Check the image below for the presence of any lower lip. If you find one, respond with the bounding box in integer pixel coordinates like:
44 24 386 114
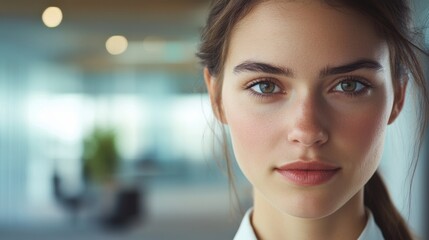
276 169 340 186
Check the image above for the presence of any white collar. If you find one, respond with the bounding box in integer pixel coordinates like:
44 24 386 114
233 208 384 240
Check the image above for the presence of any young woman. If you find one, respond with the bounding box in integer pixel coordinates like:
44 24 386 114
198 0 428 239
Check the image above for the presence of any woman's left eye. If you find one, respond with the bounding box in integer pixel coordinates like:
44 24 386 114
333 79 369 95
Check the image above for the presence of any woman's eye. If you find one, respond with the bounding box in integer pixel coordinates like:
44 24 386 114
250 81 282 94
334 79 367 94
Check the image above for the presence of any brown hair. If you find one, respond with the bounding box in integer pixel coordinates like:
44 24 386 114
197 0 429 239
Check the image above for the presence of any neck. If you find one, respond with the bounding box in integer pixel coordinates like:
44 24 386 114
252 190 367 240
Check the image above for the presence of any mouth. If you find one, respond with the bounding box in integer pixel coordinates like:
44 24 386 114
275 161 341 186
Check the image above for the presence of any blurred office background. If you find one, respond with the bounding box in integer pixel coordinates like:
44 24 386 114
0 0 427 239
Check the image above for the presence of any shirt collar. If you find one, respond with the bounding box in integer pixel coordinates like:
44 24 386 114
233 208 384 240
233 208 257 240
358 210 384 240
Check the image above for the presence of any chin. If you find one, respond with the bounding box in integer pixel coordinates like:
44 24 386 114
277 192 343 220
286 206 337 220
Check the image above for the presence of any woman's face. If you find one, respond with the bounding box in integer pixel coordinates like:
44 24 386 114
212 1 404 218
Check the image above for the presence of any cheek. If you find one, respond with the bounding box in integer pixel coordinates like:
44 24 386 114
330 84 393 165
226 108 276 166
222 94 281 177
332 102 390 176
338 115 385 154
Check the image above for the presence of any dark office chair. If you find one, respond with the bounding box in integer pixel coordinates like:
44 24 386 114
52 170 84 225
101 187 142 229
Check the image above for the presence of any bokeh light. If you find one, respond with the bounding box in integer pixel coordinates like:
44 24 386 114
106 35 128 55
42 6 63 28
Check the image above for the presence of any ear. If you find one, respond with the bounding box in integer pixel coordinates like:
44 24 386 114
204 67 227 124
388 79 408 125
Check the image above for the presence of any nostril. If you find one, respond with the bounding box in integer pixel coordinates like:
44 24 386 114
287 130 328 147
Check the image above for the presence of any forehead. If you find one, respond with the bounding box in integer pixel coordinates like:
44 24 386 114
226 1 388 75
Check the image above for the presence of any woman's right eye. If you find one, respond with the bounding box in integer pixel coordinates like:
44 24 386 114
248 80 282 95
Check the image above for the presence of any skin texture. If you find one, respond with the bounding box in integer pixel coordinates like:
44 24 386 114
205 1 406 239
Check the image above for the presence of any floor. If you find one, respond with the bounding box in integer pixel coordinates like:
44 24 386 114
0 183 251 240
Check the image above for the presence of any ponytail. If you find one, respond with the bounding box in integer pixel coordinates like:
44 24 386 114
364 171 414 240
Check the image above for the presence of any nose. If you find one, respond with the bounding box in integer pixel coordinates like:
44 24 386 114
287 94 329 147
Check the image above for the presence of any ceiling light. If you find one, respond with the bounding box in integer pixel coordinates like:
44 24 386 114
42 6 63 28
106 35 128 55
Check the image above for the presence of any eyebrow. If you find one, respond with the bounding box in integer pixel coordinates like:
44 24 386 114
233 61 293 77
233 59 383 78
320 59 383 78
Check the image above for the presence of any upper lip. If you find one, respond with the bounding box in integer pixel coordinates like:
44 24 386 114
276 160 340 171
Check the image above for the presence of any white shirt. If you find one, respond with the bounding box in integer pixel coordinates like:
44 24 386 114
234 208 384 240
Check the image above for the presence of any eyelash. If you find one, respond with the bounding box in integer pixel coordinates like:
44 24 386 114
244 78 284 100
332 76 372 97
244 76 373 99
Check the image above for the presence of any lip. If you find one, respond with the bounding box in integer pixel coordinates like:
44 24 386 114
275 160 341 186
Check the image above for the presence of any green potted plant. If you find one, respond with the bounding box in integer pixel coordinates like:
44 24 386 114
82 127 119 185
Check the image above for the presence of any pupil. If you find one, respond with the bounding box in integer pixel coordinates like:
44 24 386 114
341 81 356 91
260 82 275 93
